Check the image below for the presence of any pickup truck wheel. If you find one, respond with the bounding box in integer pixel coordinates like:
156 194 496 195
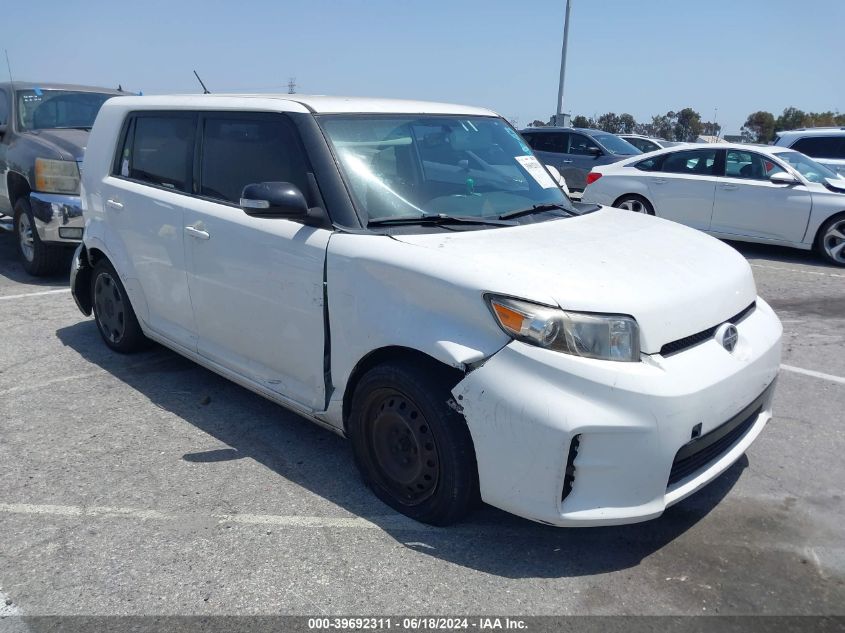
348 361 479 526
13 199 63 276
91 259 150 353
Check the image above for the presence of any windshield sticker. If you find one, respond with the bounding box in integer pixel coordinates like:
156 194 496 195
515 155 558 189
505 127 531 154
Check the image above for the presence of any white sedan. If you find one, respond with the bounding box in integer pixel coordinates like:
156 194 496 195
581 143 845 266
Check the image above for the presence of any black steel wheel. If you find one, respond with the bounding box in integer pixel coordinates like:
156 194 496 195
91 258 150 353
348 359 479 525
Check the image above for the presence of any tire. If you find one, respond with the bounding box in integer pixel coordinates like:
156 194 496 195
13 198 64 276
90 258 150 353
815 213 845 267
348 360 479 526
613 194 655 215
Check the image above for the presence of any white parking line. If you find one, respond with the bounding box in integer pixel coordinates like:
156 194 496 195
781 364 845 385
0 288 70 301
750 263 845 279
0 502 428 532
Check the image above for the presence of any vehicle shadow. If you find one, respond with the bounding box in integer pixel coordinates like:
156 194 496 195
725 239 838 270
56 320 746 579
0 233 73 286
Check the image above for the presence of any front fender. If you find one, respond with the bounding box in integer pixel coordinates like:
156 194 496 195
70 243 93 315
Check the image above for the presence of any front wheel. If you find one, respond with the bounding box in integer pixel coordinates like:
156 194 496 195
816 214 845 266
13 199 64 276
348 360 479 526
613 195 654 215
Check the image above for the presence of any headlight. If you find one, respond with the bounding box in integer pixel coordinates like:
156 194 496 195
34 158 80 194
486 294 640 362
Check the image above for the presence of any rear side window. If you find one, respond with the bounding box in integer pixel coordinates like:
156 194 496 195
661 149 718 176
116 114 196 191
635 155 662 171
199 115 310 204
791 136 845 159
526 132 568 153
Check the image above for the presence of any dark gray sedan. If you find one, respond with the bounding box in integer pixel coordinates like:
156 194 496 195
519 127 641 192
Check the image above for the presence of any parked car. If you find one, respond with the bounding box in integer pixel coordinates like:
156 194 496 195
0 82 124 275
581 143 845 265
619 134 685 153
72 95 781 527
519 127 641 192
773 128 845 177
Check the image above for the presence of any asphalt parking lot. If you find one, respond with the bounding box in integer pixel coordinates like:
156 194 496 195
0 232 843 617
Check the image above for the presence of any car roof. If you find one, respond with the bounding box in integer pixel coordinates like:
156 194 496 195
620 142 796 161
97 93 499 117
776 128 845 138
0 81 125 95
519 127 605 134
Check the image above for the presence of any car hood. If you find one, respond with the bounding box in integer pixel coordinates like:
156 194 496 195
26 128 89 161
390 207 757 354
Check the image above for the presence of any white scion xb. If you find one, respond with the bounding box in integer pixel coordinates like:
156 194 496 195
72 95 782 527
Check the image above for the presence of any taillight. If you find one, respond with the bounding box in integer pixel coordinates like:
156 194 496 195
586 172 602 186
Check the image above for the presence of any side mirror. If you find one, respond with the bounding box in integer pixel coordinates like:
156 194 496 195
240 182 309 217
769 171 798 185
588 146 603 157
545 164 570 195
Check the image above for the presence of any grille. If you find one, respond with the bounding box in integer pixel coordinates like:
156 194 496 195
667 383 773 487
660 302 756 357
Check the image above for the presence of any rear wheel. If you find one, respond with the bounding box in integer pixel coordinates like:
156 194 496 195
816 214 845 266
13 199 64 276
91 259 150 353
613 194 655 215
348 360 479 526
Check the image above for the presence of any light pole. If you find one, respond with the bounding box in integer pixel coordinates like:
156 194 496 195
554 0 572 127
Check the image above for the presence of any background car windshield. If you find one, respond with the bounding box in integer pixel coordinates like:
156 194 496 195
319 115 574 222
776 151 839 183
591 133 641 155
16 90 114 131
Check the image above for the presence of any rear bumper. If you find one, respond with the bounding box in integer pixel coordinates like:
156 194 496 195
29 192 84 244
453 297 782 527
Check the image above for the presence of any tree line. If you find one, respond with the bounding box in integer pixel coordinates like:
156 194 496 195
527 108 721 142
740 108 845 144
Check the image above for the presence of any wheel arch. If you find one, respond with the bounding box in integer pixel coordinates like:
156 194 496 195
611 192 655 215
7 171 30 209
814 210 845 264
341 345 464 434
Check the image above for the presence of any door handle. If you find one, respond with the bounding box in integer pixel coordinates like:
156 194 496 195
106 199 123 210
653 178 666 184
561 160 574 164
721 184 738 190
184 226 210 240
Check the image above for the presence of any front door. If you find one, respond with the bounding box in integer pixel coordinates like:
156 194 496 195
645 147 720 230
711 149 812 242
182 112 330 411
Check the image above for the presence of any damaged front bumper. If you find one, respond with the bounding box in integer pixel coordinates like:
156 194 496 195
29 192 84 244
452 297 782 527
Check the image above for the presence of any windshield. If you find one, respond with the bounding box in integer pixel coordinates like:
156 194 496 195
319 115 575 224
16 89 115 131
776 150 839 183
591 132 641 156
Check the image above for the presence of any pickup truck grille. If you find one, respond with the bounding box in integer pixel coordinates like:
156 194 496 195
660 302 756 357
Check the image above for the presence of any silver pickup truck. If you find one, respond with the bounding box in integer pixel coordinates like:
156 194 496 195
0 82 123 275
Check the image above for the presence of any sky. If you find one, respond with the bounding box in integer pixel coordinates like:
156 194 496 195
3 0 843 134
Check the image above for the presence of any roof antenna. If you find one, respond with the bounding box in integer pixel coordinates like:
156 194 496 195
193 70 210 94
4 49 14 87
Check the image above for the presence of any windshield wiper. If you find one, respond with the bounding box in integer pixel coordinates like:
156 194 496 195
367 213 515 227
498 203 575 221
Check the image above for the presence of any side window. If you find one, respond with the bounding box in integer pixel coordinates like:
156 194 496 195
661 149 717 176
119 114 195 191
635 155 663 171
792 136 841 159
568 133 600 156
0 89 8 126
528 132 568 153
725 150 770 179
200 115 310 204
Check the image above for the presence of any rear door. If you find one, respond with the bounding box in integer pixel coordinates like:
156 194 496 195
645 147 720 230
102 112 197 349
711 149 811 242
181 111 330 410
